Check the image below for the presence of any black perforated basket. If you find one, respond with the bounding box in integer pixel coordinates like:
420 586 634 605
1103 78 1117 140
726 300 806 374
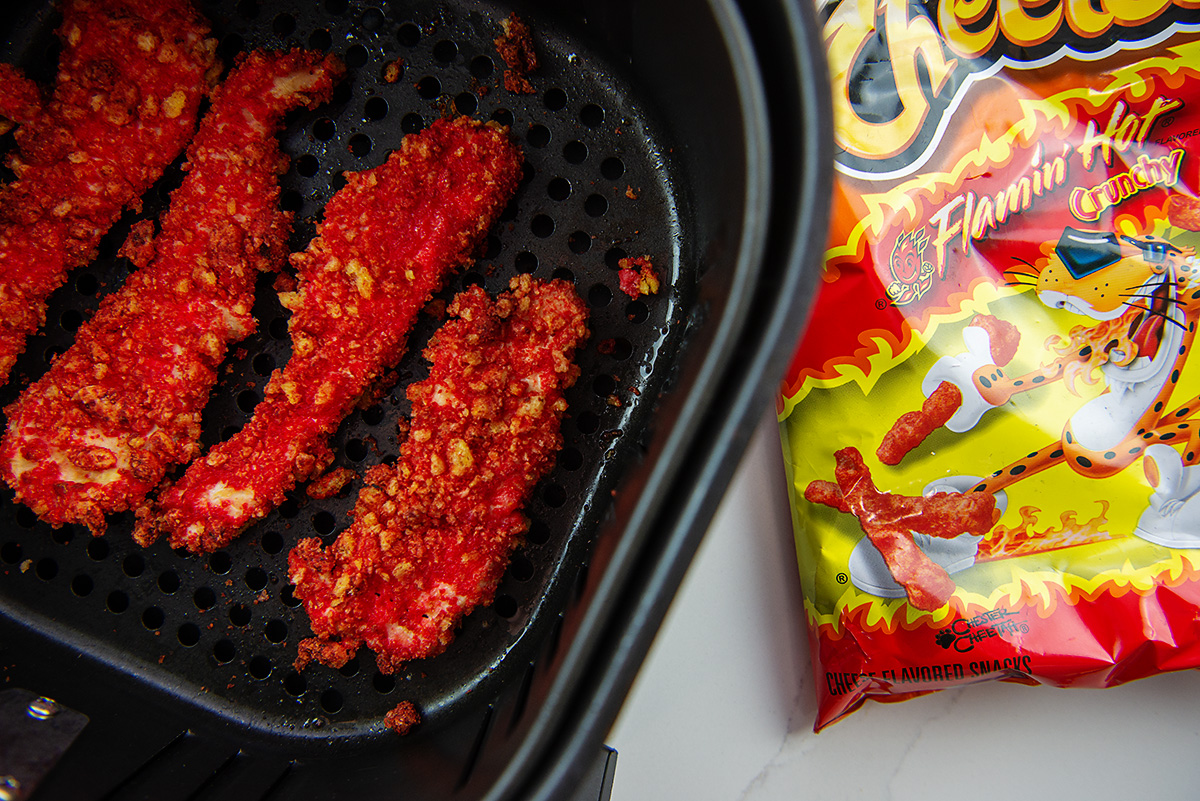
0 1 830 799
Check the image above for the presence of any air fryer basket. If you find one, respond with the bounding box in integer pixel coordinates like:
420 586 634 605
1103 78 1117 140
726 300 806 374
0 0 831 799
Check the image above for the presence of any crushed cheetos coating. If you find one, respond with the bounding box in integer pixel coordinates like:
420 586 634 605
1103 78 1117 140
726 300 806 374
135 116 524 552
1 50 344 533
289 275 588 674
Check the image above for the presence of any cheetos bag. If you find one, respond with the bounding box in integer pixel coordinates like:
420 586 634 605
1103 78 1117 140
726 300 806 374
780 2 1200 730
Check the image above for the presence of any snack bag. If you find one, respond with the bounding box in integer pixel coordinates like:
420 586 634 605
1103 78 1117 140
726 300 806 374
780 2 1200 730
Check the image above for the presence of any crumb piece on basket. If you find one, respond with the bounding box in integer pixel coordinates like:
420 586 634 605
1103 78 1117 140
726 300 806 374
288 275 589 674
1 49 343 534
0 63 43 134
0 0 218 384
382 57 403 84
617 255 660 299
306 467 356 500
876 381 962 466
495 13 537 94
135 116 523 553
384 701 420 735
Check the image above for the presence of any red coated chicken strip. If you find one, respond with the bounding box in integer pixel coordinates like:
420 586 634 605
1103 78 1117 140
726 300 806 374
0 0 218 383
135 116 524 552
0 50 344 534
289 275 589 673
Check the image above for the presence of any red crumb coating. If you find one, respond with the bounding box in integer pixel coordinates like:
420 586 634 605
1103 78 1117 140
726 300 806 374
617 255 660 300
970 313 1021 366
833 447 994 610
1 50 343 534
494 13 537 94
0 0 218 383
0 64 43 134
138 116 524 552
876 381 962 465
289 276 588 674
384 701 420 735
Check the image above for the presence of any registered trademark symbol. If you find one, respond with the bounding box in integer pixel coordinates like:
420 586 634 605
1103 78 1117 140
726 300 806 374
875 299 888 310
836 572 848 584
1163 115 1175 127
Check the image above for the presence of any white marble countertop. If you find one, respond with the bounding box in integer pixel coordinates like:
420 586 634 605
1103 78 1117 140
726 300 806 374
606 410 1200 801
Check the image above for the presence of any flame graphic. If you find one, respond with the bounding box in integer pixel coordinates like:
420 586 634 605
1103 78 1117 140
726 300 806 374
976 501 1116 562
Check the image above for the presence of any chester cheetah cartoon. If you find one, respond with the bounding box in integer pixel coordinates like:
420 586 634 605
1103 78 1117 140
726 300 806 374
942 226 1200 543
851 225 1200 596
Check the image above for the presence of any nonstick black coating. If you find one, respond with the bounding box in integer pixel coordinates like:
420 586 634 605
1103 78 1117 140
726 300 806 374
0 0 686 738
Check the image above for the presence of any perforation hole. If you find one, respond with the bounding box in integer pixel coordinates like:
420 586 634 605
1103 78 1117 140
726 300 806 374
71 574 93 596
296 154 319 177
348 133 372 158
598 337 633 360
575 410 600 435
338 657 360 677
236 0 259 19
531 215 554 238
543 484 567 508
313 118 336 141
122 553 144 577
60 308 82 332
585 194 608 217
249 656 272 680
1 542 21 564
605 247 628 269
433 40 458 63
493 594 518 619
261 530 284 555
490 108 514 128
284 671 307 696
515 251 538 274
194 587 216 611
272 13 295 36
34 558 57 581
75 273 98 295
209 551 232 575
281 584 302 608
86 539 108 561
142 606 164 630
237 390 260 413
455 92 477 115
401 113 424 134
177 623 200 647
362 405 385 425
364 96 388 121
563 141 588 164
470 55 493 78
312 511 336 535
527 124 550 148
568 231 591 254
527 519 550 545
601 157 625 179
397 22 420 47
107 591 129 613
51 526 72 546
417 76 441 100
360 7 384 29
253 353 276 376
580 103 604 127
509 552 534 581
218 33 245 61
373 672 396 694
320 689 344 713
246 567 269 591
230 603 251 627
552 267 576 283
345 44 369 69
308 28 332 52
558 447 583 471
547 177 570 201
543 87 567 111
15 507 36 528
587 283 612 308
158 570 180 594
265 619 288 643
626 300 649 324
213 639 236 664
